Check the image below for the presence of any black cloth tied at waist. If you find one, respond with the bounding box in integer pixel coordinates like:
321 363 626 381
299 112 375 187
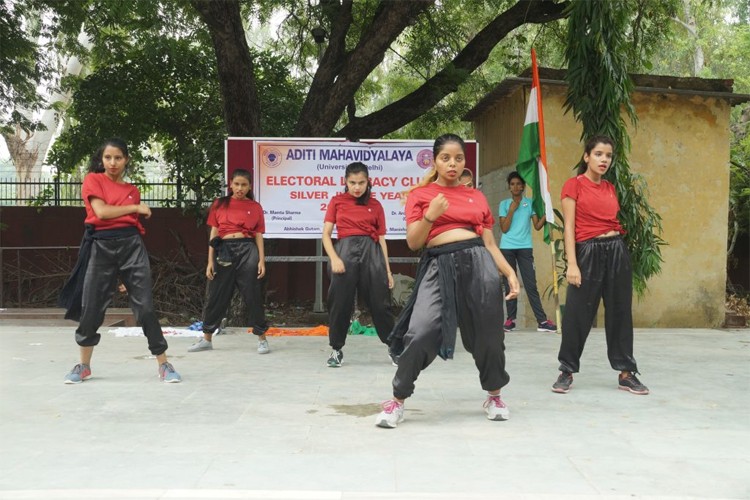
58 225 140 321
210 237 254 266
388 238 484 360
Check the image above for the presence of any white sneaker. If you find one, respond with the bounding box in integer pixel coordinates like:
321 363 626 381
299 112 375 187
375 399 404 428
257 339 270 354
188 338 213 352
483 394 510 421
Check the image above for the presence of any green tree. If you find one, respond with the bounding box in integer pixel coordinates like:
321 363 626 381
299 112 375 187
47 36 304 213
3 0 684 206
0 0 48 131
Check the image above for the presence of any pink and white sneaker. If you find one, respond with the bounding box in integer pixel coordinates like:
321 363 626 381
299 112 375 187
375 399 404 428
483 394 510 421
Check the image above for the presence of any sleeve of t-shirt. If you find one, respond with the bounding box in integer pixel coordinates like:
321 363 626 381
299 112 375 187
499 199 509 217
482 206 494 229
206 200 220 228
324 196 338 224
405 191 423 224
561 177 579 201
255 203 266 233
81 174 105 202
478 194 494 229
374 201 387 236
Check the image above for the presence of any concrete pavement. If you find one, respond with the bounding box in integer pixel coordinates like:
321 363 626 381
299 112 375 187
0 323 748 500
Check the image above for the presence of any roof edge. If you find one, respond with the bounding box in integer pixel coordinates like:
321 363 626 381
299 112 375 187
463 68 750 121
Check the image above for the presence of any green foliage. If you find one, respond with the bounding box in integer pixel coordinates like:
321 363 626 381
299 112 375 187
564 0 667 295
3 0 705 213
729 122 750 260
46 20 304 216
0 0 53 131
647 0 750 281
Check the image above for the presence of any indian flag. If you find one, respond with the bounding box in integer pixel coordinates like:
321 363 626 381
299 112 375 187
516 48 554 244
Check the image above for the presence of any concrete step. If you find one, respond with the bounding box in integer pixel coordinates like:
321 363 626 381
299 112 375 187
0 307 136 327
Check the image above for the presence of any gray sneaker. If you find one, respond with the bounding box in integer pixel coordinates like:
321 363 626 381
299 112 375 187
552 371 573 393
188 338 213 352
257 339 270 354
159 362 182 383
327 349 343 367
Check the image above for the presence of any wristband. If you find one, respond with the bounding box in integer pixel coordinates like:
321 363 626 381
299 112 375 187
423 214 435 224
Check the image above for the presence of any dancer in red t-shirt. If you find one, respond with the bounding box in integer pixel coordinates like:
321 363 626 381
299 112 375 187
375 134 520 428
61 138 181 384
552 135 648 396
322 162 395 367
188 169 270 355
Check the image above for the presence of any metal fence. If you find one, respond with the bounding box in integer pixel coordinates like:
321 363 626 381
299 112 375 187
0 177 208 207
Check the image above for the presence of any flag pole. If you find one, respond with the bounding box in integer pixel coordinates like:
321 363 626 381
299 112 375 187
550 229 561 334
530 48 561 334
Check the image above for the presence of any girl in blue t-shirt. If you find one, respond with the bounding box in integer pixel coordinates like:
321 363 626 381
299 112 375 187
498 171 556 333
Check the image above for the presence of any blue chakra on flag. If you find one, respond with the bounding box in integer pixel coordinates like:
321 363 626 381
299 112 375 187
416 149 433 169
262 147 283 168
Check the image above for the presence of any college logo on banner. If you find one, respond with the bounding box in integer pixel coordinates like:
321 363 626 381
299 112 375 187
261 147 283 169
416 149 433 169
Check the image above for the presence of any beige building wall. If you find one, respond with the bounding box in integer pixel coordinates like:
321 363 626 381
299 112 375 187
475 84 730 328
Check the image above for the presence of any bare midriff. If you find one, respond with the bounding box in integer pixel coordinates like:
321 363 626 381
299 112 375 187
426 228 478 248
222 232 246 239
595 230 619 238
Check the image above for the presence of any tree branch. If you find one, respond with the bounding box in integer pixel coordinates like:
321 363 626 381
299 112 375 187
294 0 434 137
336 0 569 139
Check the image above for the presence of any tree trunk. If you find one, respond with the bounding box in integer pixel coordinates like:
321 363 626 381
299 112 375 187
2 124 39 201
190 0 261 137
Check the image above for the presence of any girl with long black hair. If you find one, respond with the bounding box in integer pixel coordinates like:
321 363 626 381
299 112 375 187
188 169 270 355
322 162 395 367
61 138 181 383
552 135 648 395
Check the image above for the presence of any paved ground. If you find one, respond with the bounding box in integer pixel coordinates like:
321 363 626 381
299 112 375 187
1 322 748 500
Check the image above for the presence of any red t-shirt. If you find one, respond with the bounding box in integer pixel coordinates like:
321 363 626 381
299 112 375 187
405 183 493 244
324 193 386 241
82 173 145 235
207 197 265 238
561 175 624 242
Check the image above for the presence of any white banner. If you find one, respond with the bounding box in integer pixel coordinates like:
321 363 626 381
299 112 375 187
253 140 436 239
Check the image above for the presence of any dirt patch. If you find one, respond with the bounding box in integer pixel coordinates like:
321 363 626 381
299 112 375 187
329 403 382 417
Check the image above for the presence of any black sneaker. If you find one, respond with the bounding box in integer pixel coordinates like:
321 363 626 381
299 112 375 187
552 372 573 393
618 372 649 395
327 349 343 368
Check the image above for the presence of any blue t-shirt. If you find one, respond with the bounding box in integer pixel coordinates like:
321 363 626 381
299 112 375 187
499 197 534 249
